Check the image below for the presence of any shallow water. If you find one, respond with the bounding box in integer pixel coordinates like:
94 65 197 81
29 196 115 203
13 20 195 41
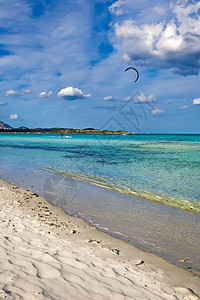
0 133 200 212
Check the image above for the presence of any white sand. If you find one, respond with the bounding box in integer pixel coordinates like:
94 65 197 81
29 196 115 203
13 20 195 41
0 179 200 300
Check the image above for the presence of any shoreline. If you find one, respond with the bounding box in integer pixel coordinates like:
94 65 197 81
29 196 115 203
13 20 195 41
0 178 200 299
41 167 200 214
1 159 200 275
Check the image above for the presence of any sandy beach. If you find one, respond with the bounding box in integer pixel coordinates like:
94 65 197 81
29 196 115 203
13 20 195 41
0 178 200 300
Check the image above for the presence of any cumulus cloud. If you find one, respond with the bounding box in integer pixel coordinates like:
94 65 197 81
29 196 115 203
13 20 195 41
135 93 156 103
57 87 91 100
181 105 188 109
114 1 200 75
104 95 113 101
5 90 17 97
5 89 31 97
0 102 7 106
21 88 31 94
10 114 18 120
152 109 165 116
193 98 200 105
38 91 52 98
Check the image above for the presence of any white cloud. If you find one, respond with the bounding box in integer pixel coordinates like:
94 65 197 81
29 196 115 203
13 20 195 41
10 113 18 120
181 105 188 109
5 89 31 97
152 109 165 117
193 98 200 105
104 95 113 101
109 0 125 16
153 7 165 15
5 90 19 97
5 90 18 97
57 86 91 100
135 93 156 103
148 93 156 102
38 91 52 98
21 88 31 94
0 102 6 106
114 1 200 75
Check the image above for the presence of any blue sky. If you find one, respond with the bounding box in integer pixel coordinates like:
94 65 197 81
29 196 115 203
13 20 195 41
0 0 199 133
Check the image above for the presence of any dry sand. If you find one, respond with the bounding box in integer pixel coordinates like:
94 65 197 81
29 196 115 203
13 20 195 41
0 178 200 300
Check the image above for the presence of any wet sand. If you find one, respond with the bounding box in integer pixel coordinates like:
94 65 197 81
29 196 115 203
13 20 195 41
0 178 200 299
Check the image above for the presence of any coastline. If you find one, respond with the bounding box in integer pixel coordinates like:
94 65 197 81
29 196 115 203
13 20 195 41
1 157 200 275
0 178 200 299
46 169 200 214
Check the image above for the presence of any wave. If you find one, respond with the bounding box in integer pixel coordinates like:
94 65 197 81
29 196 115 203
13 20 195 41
36 165 200 214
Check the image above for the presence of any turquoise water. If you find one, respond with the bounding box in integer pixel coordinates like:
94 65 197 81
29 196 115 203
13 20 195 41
0 133 200 212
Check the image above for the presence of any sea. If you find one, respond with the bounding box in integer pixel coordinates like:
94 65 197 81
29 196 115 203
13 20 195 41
0 133 200 273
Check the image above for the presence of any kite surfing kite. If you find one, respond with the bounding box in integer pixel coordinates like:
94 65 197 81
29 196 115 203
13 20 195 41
153 104 159 110
124 67 139 83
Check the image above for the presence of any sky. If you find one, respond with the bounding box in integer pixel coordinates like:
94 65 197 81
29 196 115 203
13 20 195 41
0 0 200 133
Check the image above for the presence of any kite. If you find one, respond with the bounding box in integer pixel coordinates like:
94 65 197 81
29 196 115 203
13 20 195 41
124 67 139 83
153 104 159 110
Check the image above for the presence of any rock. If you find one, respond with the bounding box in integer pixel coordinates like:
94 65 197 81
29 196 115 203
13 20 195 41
110 248 120 255
135 260 144 266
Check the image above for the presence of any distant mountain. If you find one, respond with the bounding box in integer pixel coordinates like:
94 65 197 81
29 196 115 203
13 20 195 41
17 126 29 130
0 121 29 131
84 127 95 130
0 121 13 130
32 127 65 132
